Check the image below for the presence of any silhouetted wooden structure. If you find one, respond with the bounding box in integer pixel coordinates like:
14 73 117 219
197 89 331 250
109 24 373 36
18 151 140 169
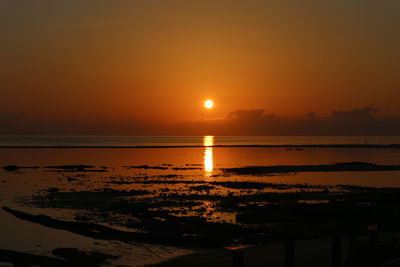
226 225 400 267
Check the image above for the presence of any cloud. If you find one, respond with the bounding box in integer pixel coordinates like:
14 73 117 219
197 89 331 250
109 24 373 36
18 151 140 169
331 106 378 120
226 109 266 121
209 106 400 136
1 106 400 136
305 111 316 119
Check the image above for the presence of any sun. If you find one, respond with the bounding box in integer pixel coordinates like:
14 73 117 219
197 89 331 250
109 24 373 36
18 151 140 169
204 99 214 109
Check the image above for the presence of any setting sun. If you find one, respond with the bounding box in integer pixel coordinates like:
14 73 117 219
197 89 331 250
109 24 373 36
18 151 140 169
204 99 214 109
2 2 400 266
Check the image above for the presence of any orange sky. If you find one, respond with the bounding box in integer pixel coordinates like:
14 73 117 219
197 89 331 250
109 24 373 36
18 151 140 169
0 0 399 129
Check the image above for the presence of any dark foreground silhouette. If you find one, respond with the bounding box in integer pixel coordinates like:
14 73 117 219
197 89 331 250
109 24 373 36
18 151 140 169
0 247 118 267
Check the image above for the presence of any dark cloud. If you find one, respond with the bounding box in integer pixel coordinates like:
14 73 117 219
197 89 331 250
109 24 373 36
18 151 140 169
1 106 400 136
226 109 266 121
331 106 378 120
305 111 316 119
185 106 400 136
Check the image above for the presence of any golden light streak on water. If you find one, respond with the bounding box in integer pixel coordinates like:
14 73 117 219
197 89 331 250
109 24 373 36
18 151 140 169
203 135 214 147
203 136 214 176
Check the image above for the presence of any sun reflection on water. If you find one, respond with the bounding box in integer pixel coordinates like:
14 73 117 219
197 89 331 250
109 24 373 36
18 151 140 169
203 136 214 176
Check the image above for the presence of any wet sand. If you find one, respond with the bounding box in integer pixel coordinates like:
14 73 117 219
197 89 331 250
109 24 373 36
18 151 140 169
2 147 400 266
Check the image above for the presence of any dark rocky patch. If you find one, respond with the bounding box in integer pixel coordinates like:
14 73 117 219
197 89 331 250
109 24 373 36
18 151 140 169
172 167 202 170
189 185 215 192
2 165 39 171
44 165 107 173
52 248 119 266
224 162 400 175
0 248 69 266
0 247 118 267
3 206 243 247
125 165 169 170
45 165 94 170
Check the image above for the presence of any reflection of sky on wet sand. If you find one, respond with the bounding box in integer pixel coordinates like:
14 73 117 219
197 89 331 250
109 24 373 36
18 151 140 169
203 136 214 176
3 145 400 266
2 146 400 187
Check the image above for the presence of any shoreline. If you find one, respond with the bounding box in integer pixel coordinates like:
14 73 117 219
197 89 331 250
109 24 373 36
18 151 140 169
0 144 400 149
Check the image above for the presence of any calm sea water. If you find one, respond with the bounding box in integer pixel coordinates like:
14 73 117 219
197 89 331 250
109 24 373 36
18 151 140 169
1 135 400 147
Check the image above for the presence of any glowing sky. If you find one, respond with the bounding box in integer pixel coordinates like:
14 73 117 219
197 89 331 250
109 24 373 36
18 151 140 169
0 0 399 132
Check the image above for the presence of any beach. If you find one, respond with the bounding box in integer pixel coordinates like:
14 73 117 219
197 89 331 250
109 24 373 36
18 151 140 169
1 136 400 266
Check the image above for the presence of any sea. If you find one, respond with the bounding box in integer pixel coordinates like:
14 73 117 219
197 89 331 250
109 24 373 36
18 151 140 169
1 135 400 266
1 135 400 147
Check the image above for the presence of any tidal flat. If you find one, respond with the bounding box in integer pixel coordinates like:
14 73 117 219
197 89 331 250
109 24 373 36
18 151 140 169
2 147 400 266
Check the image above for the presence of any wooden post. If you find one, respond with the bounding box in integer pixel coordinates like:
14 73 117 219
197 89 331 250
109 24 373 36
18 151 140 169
232 250 244 267
392 236 399 248
285 239 294 267
368 225 379 267
347 232 355 258
369 230 379 247
225 245 248 267
331 234 341 267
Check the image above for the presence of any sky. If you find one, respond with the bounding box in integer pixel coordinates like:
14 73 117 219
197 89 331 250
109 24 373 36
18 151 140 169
0 0 400 135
